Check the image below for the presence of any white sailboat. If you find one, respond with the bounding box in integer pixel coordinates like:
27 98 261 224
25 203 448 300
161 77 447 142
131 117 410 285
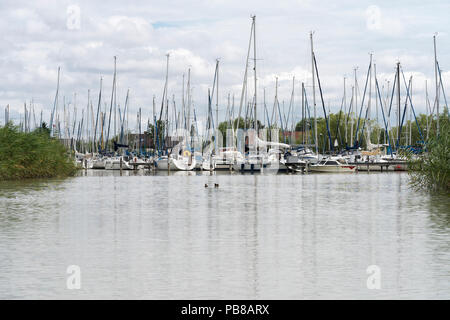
104 156 133 170
154 148 196 171
233 153 264 172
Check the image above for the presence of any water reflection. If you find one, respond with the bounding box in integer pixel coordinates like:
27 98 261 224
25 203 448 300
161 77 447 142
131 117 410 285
0 172 448 299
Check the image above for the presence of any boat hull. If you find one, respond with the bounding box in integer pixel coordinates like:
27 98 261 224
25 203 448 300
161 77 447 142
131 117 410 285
92 159 106 169
309 165 356 173
155 157 196 171
233 162 263 172
104 159 133 170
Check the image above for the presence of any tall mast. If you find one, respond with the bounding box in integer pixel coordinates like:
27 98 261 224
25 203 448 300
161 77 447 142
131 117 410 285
126 89 129 145
409 79 413 145
165 54 170 142
385 80 390 145
396 62 401 144
105 56 117 152
187 68 191 138
114 56 117 141
343 76 347 146
50 66 60 137
139 107 142 154
433 34 439 136
302 82 305 145
351 67 357 147
236 17 254 136
90 98 95 152
216 59 219 135
94 77 102 152
310 32 318 156
259 90 262 128
182 73 185 130
152 95 156 150
374 63 379 144
216 59 220 155
367 53 373 147
252 15 257 132
425 80 430 140
85 91 89 152
271 77 278 127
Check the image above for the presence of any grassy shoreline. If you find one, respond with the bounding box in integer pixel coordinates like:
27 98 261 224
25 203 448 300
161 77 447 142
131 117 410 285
0 124 78 181
408 115 449 194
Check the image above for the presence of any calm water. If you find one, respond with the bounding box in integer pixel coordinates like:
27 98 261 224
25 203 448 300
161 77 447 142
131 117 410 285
0 171 449 299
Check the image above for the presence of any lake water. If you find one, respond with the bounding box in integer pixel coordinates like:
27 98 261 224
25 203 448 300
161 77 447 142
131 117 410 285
0 171 449 299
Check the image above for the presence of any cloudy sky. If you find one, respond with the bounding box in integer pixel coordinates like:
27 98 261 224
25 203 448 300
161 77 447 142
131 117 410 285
1 0 449 129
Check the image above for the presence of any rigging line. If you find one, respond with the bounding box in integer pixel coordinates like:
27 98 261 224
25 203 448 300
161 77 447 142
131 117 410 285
396 76 412 147
387 71 397 118
400 69 424 143
335 95 345 149
236 18 254 136
313 53 333 151
354 61 372 147
375 76 393 155
105 56 117 152
437 61 449 116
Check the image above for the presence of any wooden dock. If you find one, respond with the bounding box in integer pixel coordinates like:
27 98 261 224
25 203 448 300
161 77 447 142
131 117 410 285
348 161 408 172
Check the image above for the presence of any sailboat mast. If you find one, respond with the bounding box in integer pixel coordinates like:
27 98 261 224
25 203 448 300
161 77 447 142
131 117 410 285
310 32 318 156
94 77 102 153
85 91 89 152
152 95 156 151
216 59 219 137
396 62 401 144
425 80 430 140
367 54 372 147
164 54 170 147
343 76 347 145
187 68 191 143
433 34 439 136
114 58 117 142
375 63 379 144
50 66 60 137
252 15 257 132
409 80 413 145
90 98 95 152
302 82 305 145
236 18 254 137
351 67 357 147
105 56 117 152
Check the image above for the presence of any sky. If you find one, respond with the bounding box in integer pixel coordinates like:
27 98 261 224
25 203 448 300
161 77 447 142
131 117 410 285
0 0 449 130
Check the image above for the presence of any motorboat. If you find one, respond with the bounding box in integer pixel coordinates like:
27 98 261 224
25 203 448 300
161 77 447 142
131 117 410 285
309 156 356 173
296 146 320 164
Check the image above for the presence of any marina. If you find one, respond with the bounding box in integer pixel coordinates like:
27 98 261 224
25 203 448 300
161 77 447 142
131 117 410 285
4 16 444 177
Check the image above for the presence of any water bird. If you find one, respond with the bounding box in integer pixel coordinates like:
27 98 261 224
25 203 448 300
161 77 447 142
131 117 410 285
205 183 208 188
214 183 219 188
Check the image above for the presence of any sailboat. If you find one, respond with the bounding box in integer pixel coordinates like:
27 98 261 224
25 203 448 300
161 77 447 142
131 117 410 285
154 150 197 171
104 156 133 170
